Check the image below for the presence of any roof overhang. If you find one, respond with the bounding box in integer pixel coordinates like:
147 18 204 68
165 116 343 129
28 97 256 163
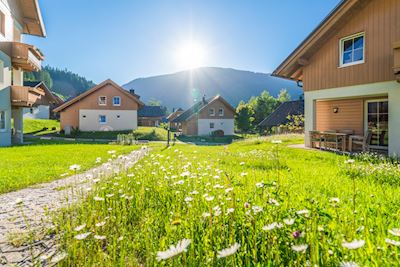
19 0 46 37
54 79 144 113
272 0 371 81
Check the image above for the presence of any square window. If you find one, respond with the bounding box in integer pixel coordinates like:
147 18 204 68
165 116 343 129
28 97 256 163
99 115 107 124
340 33 364 66
117 115 120 118
209 108 215 116
99 96 107 106
0 110 5 130
210 122 214 129
113 96 121 106
82 115 86 118
218 108 224 116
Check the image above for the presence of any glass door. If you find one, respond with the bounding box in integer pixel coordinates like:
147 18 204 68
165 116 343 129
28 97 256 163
366 100 388 147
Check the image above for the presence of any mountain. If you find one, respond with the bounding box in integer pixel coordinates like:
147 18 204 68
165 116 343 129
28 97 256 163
24 66 96 99
123 67 302 109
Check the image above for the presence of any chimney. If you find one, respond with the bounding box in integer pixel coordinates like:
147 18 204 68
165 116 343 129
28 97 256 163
129 89 135 95
202 94 206 104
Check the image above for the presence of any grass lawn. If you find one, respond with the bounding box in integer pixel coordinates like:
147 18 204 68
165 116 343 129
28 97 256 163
23 119 60 135
177 134 242 145
0 143 141 194
54 134 400 266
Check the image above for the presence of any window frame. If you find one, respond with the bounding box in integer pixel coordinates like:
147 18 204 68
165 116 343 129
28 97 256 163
210 122 215 129
113 96 121 106
339 32 365 68
209 108 215 116
98 96 107 106
218 107 224 116
99 115 107 124
0 110 6 131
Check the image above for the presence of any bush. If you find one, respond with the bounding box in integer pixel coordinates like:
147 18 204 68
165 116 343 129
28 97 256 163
211 129 224 137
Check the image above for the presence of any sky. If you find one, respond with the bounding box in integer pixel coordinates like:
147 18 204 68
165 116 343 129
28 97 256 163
25 0 340 85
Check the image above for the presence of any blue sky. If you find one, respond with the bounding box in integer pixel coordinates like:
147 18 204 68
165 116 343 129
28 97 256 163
25 0 340 84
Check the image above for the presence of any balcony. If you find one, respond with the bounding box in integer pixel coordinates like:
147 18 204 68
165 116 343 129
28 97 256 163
0 42 44 71
394 41 400 82
11 85 46 107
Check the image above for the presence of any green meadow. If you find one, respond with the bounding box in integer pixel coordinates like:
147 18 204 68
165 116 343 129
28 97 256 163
53 135 400 266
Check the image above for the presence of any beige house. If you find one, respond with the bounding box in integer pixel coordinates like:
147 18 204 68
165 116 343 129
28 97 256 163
54 79 144 133
273 0 400 156
0 0 58 146
173 95 235 136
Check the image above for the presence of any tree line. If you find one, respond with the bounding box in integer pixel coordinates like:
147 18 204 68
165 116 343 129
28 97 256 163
235 89 291 133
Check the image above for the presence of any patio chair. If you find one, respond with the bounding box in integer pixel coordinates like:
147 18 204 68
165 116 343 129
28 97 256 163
349 131 372 152
309 131 323 149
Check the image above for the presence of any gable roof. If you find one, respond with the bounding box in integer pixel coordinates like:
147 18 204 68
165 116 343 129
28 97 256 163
138 106 166 117
272 0 372 81
173 95 235 123
166 108 183 120
53 79 144 112
23 80 60 104
258 100 304 128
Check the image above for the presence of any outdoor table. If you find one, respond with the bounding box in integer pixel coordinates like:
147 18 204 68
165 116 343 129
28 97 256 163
309 131 349 152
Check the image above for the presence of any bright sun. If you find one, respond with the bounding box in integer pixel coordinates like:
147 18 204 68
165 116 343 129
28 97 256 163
175 41 206 69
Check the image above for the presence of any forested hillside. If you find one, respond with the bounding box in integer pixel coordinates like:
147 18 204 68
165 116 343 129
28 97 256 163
24 66 96 100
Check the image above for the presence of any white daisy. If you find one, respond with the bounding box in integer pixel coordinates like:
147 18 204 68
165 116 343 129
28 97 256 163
95 221 106 227
93 196 105 201
283 218 295 225
255 182 264 188
73 224 86 231
271 140 282 144
69 164 81 171
217 243 241 258
291 244 308 252
342 239 365 250
330 197 340 203
74 232 91 240
94 235 106 240
388 228 400 237
262 222 283 231
205 196 215 201
202 212 211 218
296 209 309 215
385 238 400 246
252 205 263 214
239 162 245 165
184 197 193 202
339 262 359 267
156 239 192 261
226 208 235 215
344 159 355 164
225 188 233 193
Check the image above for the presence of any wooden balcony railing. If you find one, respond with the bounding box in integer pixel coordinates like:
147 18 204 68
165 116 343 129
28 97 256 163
0 42 44 71
11 85 46 107
394 41 400 82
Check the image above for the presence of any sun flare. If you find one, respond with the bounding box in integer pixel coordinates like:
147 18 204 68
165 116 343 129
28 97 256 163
175 41 206 69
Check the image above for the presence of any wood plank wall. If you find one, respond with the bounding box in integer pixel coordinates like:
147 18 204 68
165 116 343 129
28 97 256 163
303 0 400 91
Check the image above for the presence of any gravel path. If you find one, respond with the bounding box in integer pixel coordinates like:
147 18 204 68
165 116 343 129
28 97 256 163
0 147 149 266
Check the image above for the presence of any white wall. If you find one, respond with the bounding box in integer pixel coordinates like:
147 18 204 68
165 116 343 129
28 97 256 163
198 119 234 136
79 109 138 131
23 105 50 119
304 80 400 156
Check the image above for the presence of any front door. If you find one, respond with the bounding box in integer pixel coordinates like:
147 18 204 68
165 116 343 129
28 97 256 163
365 100 388 148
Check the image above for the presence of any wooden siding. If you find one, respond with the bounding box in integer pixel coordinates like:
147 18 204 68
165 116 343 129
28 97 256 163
198 99 235 119
181 116 198 136
303 0 400 91
316 99 364 135
60 84 139 130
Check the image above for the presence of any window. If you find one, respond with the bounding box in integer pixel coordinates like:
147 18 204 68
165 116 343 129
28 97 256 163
210 122 214 129
117 115 120 118
113 96 121 106
340 33 365 67
99 96 107 106
82 115 86 118
0 11 5 36
209 108 215 116
218 108 224 116
0 111 5 130
366 100 388 147
99 115 107 124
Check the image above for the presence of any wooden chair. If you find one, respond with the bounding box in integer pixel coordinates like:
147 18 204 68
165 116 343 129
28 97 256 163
309 131 323 149
349 131 372 152
322 130 342 151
